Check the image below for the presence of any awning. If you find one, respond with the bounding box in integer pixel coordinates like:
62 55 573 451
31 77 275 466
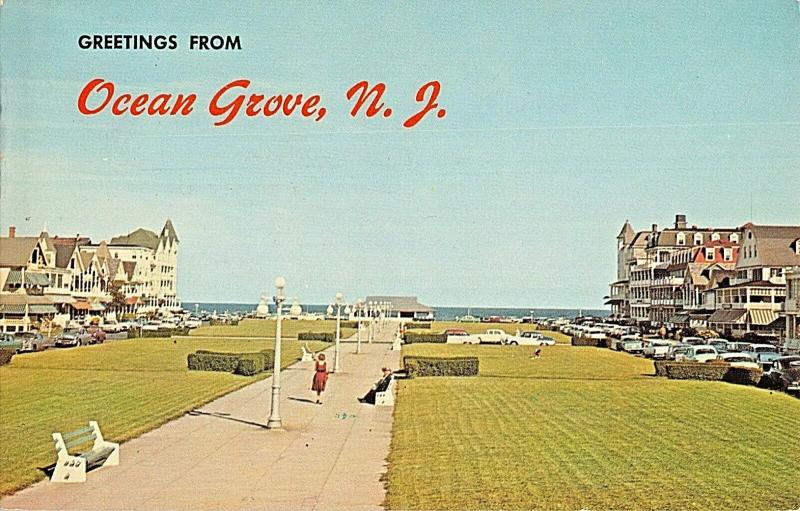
668 313 690 324
70 302 92 311
604 298 624 304
748 309 779 326
90 303 106 312
5 270 52 287
28 304 58 314
708 309 747 324
125 296 140 305
0 304 27 314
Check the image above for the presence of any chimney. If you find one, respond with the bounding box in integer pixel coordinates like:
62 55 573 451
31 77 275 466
8 226 15 238
675 214 687 229
651 223 658 232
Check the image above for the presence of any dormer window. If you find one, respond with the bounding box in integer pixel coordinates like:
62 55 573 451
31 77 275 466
694 233 703 245
676 232 686 246
711 233 720 241
729 233 739 243
705 248 715 261
723 248 733 262
794 239 800 255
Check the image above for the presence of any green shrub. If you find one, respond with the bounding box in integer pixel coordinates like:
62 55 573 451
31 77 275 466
298 332 334 342
188 349 276 375
403 356 479 377
665 362 762 386
187 352 240 373
571 336 607 348
403 332 447 344
337 321 359 329
407 323 432 329
0 348 14 366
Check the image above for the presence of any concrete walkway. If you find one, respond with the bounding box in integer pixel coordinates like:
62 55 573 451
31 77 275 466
2 327 401 511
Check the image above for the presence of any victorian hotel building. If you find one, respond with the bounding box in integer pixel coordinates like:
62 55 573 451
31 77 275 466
0 220 180 333
607 215 800 340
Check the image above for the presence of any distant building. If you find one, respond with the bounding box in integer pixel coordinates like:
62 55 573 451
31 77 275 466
364 296 434 321
785 267 800 341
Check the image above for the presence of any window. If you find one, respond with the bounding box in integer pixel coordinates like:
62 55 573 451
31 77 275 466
694 233 703 245
753 269 762 281
729 233 739 243
705 248 715 261
772 268 783 278
676 232 686 246
723 248 733 262
711 233 720 241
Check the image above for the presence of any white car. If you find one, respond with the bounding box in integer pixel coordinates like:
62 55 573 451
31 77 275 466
717 353 760 369
584 328 607 341
685 345 718 363
504 332 556 346
643 340 677 359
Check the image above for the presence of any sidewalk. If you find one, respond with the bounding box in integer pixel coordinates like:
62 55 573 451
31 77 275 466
2 327 400 511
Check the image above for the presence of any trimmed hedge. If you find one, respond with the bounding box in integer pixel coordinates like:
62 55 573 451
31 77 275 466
664 362 762 386
187 349 276 376
403 332 447 344
209 319 239 327
571 336 607 348
298 332 334 342
130 327 190 338
0 348 14 366
407 323 432 329
338 321 359 329
653 360 670 377
403 356 479 377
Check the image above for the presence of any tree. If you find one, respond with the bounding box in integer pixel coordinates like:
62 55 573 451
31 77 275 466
109 281 126 313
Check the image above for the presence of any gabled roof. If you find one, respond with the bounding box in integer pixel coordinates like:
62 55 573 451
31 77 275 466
107 258 122 281
365 296 433 313
160 219 179 244
742 223 800 267
122 261 137 280
110 228 160 250
0 237 39 267
52 237 91 268
617 220 635 242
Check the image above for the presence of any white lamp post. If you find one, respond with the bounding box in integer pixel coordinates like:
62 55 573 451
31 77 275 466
368 301 374 343
330 292 345 373
267 276 286 430
356 298 365 353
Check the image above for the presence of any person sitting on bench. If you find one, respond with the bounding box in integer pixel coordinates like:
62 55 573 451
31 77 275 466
358 367 393 404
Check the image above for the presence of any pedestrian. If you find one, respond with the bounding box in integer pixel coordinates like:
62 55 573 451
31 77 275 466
311 353 329 404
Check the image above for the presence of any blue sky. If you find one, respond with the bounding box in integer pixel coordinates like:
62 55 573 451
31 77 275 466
1 1 799 308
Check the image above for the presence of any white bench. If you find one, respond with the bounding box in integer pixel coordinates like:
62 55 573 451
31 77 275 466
51 421 119 483
375 375 396 406
301 343 314 362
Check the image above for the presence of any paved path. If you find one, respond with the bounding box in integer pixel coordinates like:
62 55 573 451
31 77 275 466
2 327 401 511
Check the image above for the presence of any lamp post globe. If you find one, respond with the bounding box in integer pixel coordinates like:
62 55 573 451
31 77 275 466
327 305 333 317
267 276 287 430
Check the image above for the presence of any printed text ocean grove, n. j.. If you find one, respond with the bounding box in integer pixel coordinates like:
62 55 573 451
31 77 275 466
76 78 447 128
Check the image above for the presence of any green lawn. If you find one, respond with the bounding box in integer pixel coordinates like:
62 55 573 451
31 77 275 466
407 321 572 344
387 344 800 510
0 334 329 495
190 318 356 339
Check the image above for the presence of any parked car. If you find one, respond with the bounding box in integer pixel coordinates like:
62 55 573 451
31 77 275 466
706 339 730 353
584 328 607 341
86 325 106 344
685 345 719 363
762 356 800 391
101 319 126 333
505 331 556 346
0 333 23 352
456 329 507 345
746 344 779 358
443 328 469 336
727 341 753 353
621 339 645 355
716 352 760 369
184 317 203 329
612 334 641 351
682 336 707 346
15 332 48 352
53 329 92 348
142 320 163 331
445 330 473 344
668 343 693 361
643 340 677 359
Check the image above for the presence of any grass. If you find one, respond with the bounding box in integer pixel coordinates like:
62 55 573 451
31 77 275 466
0 333 330 495
189 318 356 339
387 344 800 510
407 321 572 344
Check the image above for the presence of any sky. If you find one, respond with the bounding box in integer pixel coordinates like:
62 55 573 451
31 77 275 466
1 1 799 308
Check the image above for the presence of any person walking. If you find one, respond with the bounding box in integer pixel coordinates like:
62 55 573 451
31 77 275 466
311 353 329 404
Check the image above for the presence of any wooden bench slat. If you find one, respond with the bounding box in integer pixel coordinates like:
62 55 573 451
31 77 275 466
63 426 95 439
65 434 96 449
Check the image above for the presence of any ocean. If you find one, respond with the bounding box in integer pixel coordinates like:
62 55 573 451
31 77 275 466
187 303 608 320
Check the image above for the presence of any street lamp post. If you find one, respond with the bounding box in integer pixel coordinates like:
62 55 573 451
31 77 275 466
330 293 345 373
356 298 365 354
267 277 286 430
368 301 374 343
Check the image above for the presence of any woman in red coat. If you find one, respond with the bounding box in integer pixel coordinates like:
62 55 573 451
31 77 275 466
311 353 329 404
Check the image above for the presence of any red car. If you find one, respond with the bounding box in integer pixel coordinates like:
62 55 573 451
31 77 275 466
443 328 469 336
86 325 107 344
